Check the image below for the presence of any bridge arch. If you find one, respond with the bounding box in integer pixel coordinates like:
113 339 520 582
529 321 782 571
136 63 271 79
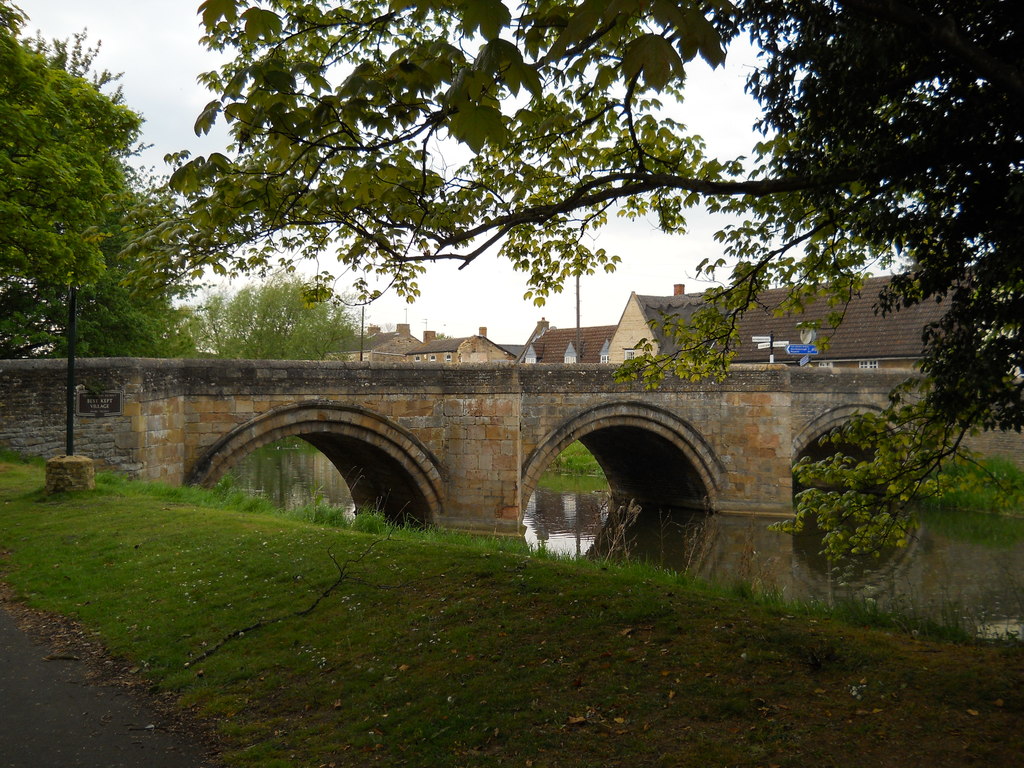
186 401 445 526
793 403 886 461
522 401 726 514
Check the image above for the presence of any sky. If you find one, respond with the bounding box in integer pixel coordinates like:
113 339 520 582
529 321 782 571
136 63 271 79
19 0 764 345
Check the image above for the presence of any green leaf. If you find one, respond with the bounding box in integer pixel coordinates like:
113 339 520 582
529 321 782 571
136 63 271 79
199 0 239 29
194 100 222 136
461 0 512 39
448 103 506 153
622 34 684 90
241 7 283 42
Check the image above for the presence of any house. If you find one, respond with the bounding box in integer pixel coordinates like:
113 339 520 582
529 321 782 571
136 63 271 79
607 284 702 365
407 327 517 364
610 276 948 370
731 276 947 369
518 318 618 364
359 323 422 362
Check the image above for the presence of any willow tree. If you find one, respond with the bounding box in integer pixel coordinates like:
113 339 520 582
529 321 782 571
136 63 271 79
153 0 1023 556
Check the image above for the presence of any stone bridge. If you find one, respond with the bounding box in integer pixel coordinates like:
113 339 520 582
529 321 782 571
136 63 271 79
0 358 949 535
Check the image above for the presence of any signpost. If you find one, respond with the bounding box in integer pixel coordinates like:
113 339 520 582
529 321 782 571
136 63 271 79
752 333 789 363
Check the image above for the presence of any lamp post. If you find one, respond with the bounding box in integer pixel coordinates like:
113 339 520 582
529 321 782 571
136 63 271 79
65 285 77 456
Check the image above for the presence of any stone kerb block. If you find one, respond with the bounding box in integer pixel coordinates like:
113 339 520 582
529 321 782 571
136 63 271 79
45 454 95 493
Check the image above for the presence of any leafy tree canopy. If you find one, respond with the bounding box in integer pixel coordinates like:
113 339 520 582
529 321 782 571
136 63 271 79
0 3 142 286
186 274 359 360
152 0 1022 556
0 12 194 358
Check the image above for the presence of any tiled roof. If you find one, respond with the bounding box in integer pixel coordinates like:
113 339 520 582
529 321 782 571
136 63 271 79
635 293 705 349
639 275 948 363
415 336 472 354
526 325 617 363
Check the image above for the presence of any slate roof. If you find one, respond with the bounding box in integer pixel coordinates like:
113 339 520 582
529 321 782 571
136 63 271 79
414 336 472 354
524 325 618 363
639 275 948 364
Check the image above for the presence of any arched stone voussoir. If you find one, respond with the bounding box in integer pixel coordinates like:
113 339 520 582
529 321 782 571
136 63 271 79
186 400 445 524
521 401 726 511
792 403 886 458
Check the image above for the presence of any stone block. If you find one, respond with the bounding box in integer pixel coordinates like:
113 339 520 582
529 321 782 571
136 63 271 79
45 455 95 493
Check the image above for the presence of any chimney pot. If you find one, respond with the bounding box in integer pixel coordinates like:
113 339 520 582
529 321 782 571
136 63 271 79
673 283 685 296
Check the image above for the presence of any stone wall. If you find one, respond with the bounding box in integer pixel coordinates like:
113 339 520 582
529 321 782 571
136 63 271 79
607 294 651 364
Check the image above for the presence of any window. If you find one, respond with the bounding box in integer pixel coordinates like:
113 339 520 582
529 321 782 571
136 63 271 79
429 354 437 362
817 361 833 368
414 355 421 362
624 349 637 360
859 359 879 369
600 354 610 364
444 353 453 362
523 345 537 364
564 353 577 364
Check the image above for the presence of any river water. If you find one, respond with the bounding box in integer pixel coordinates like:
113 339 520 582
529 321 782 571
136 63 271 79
227 441 1024 638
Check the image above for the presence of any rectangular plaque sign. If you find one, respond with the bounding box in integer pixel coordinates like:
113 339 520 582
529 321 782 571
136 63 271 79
76 390 124 417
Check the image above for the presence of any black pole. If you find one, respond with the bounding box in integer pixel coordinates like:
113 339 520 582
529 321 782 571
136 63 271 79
65 285 77 456
359 305 365 362
575 271 581 363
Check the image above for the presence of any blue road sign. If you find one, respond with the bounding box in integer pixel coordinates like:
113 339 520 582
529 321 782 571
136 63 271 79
786 344 818 355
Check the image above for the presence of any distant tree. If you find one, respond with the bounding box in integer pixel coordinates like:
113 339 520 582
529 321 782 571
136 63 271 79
187 275 358 360
0 12 194 358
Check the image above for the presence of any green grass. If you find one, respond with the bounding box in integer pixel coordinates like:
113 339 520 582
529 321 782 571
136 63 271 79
923 457 1024 516
545 441 604 476
1 458 1023 767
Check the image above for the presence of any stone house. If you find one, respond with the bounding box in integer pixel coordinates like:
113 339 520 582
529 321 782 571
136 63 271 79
358 323 422 362
608 276 948 370
407 328 516 364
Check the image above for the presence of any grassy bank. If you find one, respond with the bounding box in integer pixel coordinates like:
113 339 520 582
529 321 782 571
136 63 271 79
544 441 604 476
923 457 1024 516
1 457 1022 767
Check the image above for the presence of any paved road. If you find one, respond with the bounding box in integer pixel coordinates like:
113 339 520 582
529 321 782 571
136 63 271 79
0 604 217 768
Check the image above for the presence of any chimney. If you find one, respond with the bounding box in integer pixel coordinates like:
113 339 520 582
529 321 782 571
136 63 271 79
673 283 685 296
423 330 436 343
367 324 381 335
397 323 411 337
534 318 549 337
478 326 488 338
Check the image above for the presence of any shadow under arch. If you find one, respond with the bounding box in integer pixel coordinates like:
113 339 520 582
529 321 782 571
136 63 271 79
186 401 445 526
522 401 726 515
792 403 886 461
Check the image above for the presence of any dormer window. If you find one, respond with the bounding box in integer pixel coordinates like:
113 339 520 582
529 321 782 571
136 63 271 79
524 345 537 364
564 341 578 364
